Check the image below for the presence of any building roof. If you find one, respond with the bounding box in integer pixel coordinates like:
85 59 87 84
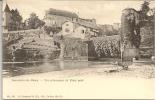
63 19 99 30
76 18 98 30
65 18 98 30
46 8 78 18
4 4 10 12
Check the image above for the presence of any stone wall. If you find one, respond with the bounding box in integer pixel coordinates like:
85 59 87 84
61 38 88 60
3 29 42 45
54 36 88 60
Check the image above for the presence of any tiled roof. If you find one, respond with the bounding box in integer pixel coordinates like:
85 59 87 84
46 8 78 18
73 18 99 30
4 4 10 12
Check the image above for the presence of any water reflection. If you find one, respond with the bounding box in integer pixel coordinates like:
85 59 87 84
3 60 90 77
59 60 64 70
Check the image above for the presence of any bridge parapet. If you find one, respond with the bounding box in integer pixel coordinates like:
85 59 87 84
3 29 43 42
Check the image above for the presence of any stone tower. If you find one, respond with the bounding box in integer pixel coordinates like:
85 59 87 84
2 4 12 32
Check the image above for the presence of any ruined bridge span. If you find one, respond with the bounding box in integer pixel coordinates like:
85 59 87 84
3 29 43 46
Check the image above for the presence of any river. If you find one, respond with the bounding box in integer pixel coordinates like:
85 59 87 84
3 60 116 77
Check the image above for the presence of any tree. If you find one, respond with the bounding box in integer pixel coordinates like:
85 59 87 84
9 9 23 31
26 13 45 29
43 26 61 35
140 1 150 15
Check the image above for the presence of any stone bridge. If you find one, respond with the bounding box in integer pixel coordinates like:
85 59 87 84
3 29 43 46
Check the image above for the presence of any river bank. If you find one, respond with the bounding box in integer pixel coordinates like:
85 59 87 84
3 63 155 99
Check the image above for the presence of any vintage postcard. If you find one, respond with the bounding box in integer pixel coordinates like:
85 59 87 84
1 0 155 99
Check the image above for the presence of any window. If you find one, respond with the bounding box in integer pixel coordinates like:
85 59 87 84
65 28 70 32
81 30 85 34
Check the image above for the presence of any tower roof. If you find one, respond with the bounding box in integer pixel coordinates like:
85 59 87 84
4 4 10 12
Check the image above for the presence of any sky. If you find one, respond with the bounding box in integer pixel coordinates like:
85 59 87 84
3 0 155 25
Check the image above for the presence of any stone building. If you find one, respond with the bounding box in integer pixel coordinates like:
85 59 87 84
60 18 99 39
43 8 78 27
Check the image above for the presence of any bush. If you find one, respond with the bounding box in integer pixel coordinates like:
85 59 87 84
91 35 121 58
44 26 61 35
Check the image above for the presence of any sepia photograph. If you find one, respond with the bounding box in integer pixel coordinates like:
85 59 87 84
1 0 155 99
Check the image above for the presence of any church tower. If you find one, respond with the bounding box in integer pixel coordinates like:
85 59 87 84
2 4 12 32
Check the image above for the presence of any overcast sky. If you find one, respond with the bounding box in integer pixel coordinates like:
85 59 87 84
3 0 155 25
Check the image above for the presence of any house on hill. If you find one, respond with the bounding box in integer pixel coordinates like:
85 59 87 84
43 8 79 27
59 18 99 39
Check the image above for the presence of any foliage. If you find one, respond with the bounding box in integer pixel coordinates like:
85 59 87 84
9 9 23 31
139 1 150 20
43 26 61 35
26 13 45 29
91 35 121 58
